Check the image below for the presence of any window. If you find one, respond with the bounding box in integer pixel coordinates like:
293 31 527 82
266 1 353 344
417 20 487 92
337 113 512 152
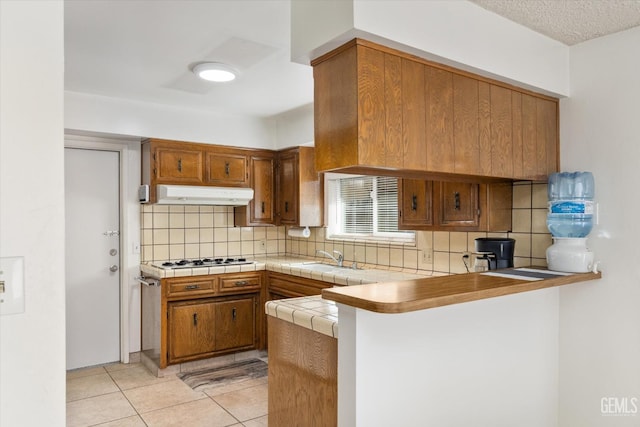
325 174 414 244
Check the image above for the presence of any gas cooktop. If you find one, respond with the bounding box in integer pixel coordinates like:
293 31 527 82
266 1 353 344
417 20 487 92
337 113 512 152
151 258 255 270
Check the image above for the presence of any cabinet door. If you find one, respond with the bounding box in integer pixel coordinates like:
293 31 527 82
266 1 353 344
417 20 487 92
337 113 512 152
168 300 216 361
277 152 298 224
155 147 203 184
215 297 256 351
434 182 479 228
205 152 249 186
251 156 275 223
398 179 433 229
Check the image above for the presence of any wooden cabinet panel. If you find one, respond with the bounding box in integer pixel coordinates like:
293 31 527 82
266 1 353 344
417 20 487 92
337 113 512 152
435 181 479 227
357 46 386 167
384 53 403 169
537 98 558 176
235 153 275 226
165 277 216 298
426 66 454 173
398 179 433 229
453 74 480 175
490 85 514 178
268 272 336 299
277 151 298 225
521 94 538 178
156 147 203 184
313 43 358 172
218 272 262 294
402 58 427 170
168 300 216 361
276 147 323 227
205 151 248 187
215 298 256 351
511 92 524 179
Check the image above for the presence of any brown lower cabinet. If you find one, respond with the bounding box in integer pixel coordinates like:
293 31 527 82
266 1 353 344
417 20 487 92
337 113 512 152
167 295 257 363
143 271 265 369
268 316 337 427
267 271 337 299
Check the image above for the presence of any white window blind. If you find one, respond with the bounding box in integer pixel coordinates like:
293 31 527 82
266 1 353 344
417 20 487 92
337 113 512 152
327 175 414 243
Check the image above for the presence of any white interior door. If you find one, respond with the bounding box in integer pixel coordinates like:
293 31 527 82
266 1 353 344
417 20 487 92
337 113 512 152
65 148 121 370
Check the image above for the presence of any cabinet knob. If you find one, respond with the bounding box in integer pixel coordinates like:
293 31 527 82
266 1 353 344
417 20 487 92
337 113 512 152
232 307 237 321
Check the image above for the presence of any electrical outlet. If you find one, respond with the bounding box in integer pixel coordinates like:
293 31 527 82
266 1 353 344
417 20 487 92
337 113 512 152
258 240 266 253
421 250 432 263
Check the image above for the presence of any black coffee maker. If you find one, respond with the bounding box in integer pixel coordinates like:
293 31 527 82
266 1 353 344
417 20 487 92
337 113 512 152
474 238 515 270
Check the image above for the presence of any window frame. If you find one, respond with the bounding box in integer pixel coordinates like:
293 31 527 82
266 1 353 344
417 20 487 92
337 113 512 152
324 173 415 245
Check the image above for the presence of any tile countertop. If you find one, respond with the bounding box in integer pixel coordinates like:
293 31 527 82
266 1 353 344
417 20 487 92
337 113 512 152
140 256 432 338
140 255 431 284
266 296 338 338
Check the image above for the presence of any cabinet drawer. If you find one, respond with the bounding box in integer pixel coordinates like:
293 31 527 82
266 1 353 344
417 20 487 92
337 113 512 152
165 277 217 298
205 152 249 186
219 273 262 294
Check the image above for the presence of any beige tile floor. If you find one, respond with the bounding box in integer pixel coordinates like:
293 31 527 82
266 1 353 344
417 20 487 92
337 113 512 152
66 362 268 427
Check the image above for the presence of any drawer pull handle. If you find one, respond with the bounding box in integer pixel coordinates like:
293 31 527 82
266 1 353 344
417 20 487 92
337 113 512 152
193 312 198 326
232 307 237 321
234 281 249 286
261 201 265 213
285 201 289 213
411 194 417 211
225 162 230 176
178 158 182 172
185 285 200 290
454 192 460 210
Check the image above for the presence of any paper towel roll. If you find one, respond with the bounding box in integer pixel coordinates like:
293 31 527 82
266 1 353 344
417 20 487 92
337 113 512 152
287 226 310 238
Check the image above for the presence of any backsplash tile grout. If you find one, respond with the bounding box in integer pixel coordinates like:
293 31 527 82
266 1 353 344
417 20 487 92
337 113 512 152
140 182 550 274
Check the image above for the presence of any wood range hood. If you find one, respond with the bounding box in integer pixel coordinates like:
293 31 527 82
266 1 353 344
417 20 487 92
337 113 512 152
311 38 559 183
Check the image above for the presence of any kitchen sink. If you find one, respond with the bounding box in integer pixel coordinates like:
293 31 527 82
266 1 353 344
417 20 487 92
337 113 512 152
288 262 358 273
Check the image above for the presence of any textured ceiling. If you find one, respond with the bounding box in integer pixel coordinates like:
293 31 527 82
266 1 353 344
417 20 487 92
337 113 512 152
471 0 640 45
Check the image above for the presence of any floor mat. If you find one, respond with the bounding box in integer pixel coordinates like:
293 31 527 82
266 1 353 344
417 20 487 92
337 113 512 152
177 359 268 391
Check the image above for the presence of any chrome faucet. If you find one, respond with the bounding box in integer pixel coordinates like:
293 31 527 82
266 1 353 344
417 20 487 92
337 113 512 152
316 250 344 267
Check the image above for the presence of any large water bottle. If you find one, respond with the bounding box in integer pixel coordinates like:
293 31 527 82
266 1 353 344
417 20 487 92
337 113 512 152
546 172 595 237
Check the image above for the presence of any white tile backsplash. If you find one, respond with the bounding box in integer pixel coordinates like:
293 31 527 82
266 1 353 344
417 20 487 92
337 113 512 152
141 183 550 273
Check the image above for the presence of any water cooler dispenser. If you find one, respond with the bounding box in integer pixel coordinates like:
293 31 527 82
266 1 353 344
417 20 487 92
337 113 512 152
545 172 595 272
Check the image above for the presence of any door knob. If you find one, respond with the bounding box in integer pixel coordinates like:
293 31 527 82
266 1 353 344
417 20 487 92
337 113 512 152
109 265 119 272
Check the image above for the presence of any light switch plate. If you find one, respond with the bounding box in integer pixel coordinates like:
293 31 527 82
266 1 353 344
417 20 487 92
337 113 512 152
0 256 25 316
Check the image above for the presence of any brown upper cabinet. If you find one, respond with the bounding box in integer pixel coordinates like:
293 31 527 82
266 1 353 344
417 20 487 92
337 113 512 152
142 139 250 203
205 149 249 187
398 179 512 232
312 38 558 182
275 147 323 227
234 151 276 226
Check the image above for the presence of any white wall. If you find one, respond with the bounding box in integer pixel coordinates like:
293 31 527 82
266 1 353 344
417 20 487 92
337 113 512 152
273 102 314 150
0 1 66 426
291 0 569 96
65 91 277 150
338 288 560 426
558 26 640 425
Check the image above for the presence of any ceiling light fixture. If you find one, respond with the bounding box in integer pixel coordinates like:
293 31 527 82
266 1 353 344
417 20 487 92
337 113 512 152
192 62 237 82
